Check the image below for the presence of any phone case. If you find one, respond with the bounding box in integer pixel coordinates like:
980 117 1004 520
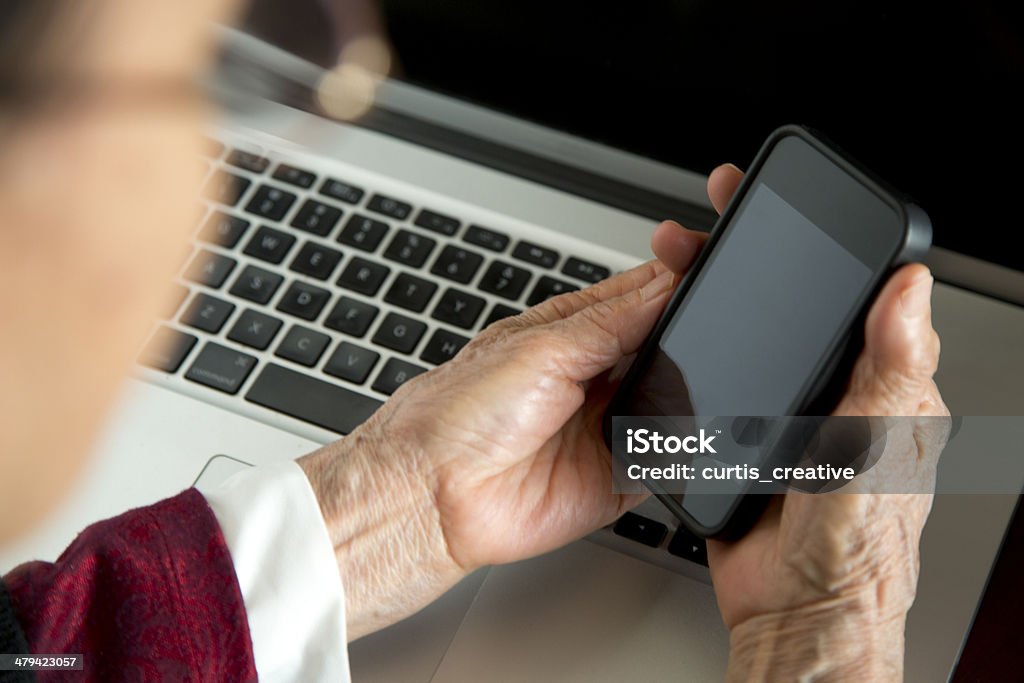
604 124 932 539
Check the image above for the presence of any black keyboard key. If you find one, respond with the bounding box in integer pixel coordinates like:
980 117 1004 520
612 512 667 548
414 209 460 236
272 163 316 188
463 225 510 252
667 528 709 566
246 363 382 434
512 241 559 269
198 212 250 248
337 214 389 252
184 249 237 289
384 273 437 313
337 257 390 296
483 304 522 328
383 229 436 268
227 309 283 350
562 257 611 284
320 178 365 205
275 325 331 367
367 193 412 220
229 265 283 304
324 297 379 337
431 288 485 330
526 276 579 306
430 245 483 284
324 342 380 384
139 326 197 372
180 293 235 333
421 329 470 365
478 260 531 300
372 313 426 354
290 242 343 280
244 185 297 221
185 342 258 395
164 284 189 318
243 226 296 264
335 215 387 252
276 281 330 321
291 199 342 237
372 358 428 395
226 149 270 174
203 172 250 206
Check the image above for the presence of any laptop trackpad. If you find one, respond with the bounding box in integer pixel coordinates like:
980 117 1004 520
193 454 254 489
431 541 729 682
349 569 490 682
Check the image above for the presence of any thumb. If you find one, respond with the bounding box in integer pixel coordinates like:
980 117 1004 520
544 268 676 382
836 264 940 416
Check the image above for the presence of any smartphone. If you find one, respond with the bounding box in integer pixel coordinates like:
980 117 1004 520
604 125 931 538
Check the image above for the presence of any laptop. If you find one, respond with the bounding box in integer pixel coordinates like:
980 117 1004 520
3 1 1023 680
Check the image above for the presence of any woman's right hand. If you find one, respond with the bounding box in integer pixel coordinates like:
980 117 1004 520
654 165 950 682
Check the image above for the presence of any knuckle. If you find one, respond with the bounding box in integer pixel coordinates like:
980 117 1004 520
464 322 516 355
466 325 501 348
503 327 564 368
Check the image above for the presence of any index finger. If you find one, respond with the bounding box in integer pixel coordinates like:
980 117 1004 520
515 259 670 327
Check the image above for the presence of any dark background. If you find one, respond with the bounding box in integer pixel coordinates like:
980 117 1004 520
247 0 1024 270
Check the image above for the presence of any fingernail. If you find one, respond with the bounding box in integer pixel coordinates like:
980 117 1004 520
640 269 675 301
900 273 934 319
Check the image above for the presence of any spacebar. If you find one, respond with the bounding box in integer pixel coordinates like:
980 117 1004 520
245 363 383 435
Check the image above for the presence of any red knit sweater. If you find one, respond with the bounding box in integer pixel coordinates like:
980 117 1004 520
2 489 257 682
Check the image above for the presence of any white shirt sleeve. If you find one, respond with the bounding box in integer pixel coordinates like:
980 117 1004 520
201 459 351 683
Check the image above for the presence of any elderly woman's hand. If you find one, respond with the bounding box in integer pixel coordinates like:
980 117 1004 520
298 218 712 639
653 165 949 682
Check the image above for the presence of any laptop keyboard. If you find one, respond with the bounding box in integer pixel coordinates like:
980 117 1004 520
140 137 611 430
612 512 709 566
138 135 708 568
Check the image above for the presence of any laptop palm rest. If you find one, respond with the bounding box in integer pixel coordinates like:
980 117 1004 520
430 541 729 682
349 570 490 682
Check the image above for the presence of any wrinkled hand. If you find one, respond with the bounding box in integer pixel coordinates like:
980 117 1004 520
656 165 950 681
299 219 709 639
300 161 947 674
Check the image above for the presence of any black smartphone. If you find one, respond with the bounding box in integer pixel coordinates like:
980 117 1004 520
604 125 931 538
